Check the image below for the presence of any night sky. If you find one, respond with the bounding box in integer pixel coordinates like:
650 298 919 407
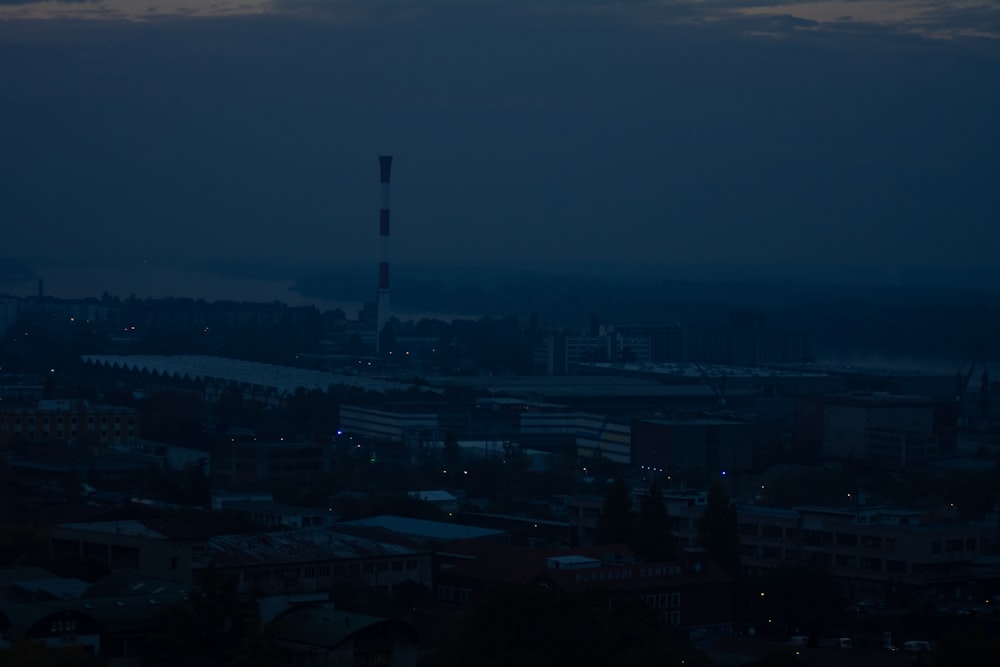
2 1 999 296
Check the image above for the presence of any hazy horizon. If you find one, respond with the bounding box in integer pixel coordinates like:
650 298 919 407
5 253 1000 304
3 2 998 297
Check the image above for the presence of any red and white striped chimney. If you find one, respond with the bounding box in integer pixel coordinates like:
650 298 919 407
376 155 392 353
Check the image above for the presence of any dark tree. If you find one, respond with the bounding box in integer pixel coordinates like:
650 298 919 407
434 584 705 667
0 524 48 567
140 390 207 445
144 568 251 666
435 584 605 667
752 564 846 636
0 639 92 666
697 482 742 578
635 481 677 562
595 477 633 546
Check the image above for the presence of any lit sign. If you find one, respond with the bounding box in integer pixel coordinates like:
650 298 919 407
573 565 681 584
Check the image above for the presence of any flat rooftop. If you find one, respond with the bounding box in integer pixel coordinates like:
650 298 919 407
340 515 506 542
196 527 424 568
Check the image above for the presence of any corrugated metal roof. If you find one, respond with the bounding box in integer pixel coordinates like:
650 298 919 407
10 579 90 600
264 604 416 650
407 490 458 503
80 354 426 396
196 527 420 568
340 515 506 542
0 567 60 589
54 518 209 541
0 591 191 639
57 520 167 539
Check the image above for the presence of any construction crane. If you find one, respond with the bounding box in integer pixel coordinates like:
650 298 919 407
695 363 728 408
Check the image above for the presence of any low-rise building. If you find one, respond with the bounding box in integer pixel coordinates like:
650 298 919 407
124 439 211 475
221 500 333 529
48 519 437 600
195 526 434 597
666 496 996 603
224 439 332 490
541 547 732 637
434 539 732 639
49 519 205 585
0 569 191 664
0 399 138 449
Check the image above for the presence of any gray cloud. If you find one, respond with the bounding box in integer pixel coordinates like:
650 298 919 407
261 0 1000 41
0 0 97 4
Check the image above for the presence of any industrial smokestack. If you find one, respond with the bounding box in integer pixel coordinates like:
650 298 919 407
375 155 392 353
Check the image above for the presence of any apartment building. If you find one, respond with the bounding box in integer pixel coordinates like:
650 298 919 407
533 328 654 374
541 547 732 636
667 496 993 603
220 500 334 529
0 399 138 449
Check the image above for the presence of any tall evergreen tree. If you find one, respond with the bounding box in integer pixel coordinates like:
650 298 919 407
595 477 633 545
697 482 742 578
636 481 677 562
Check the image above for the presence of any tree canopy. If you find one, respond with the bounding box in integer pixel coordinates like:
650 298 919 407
595 478 678 563
636 481 677 562
595 477 633 546
434 583 709 667
697 482 742 578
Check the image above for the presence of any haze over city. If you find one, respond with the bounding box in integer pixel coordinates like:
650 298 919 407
2 0 998 305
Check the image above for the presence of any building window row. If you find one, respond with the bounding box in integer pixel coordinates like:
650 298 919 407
437 585 471 603
242 563 342 582
50 619 78 635
645 592 681 610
